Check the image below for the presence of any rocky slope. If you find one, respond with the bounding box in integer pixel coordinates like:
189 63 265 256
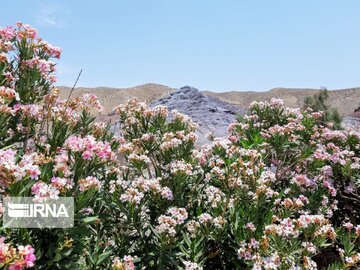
343 106 360 131
152 86 245 144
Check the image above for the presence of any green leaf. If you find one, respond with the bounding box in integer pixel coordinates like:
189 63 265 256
81 216 98 223
97 250 112 265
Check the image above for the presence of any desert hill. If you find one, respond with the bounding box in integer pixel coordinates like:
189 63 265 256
58 83 174 114
204 87 360 117
58 84 360 117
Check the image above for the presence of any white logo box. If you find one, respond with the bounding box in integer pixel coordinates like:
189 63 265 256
3 197 74 228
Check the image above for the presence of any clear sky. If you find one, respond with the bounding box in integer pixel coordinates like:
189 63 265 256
1 1 360 92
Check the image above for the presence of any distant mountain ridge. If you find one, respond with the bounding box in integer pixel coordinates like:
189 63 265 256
58 84 360 117
204 87 360 116
58 83 175 114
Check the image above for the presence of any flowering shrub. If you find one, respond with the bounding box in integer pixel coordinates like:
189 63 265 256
0 23 119 269
1 23 360 269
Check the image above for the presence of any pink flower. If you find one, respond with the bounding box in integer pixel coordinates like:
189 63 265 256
31 181 59 201
25 252 36 267
343 222 354 231
123 255 135 270
160 187 173 200
227 135 238 142
26 165 41 180
345 183 356 194
9 261 23 270
82 151 92 160
41 42 62 59
355 225 360 237
244 222 256 232
19 23 38 39
78 176 101 192
51 177 73 191
0 26 15 40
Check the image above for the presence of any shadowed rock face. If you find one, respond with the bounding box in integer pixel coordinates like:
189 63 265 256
152 86 245 144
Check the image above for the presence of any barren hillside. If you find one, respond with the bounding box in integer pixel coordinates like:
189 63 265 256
204 87 360 116
58 83 175 114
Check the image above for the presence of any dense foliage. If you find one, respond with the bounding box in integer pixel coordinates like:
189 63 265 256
0 23 359 270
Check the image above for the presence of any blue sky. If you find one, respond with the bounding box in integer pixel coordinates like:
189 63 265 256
2 1 360 92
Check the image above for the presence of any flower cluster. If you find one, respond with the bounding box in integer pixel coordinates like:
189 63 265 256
156 207 188 237
183 261 203 270
0 149 41 188
112 255 135 270
78 176 102 192
0 237 36 269
116 176 173 205
64 135 115 162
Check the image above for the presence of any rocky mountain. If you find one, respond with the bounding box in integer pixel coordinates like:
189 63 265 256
152 86 245 144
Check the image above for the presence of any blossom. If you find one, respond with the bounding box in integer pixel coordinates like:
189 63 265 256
160 187 173 200
314 224 337 240
31 181 60 202
198 213 213 224
186 220 200 235
342 222 354 231
355 225 360 237
17 23 38 39
169 160 194 175
64 135 114 161
303 256 317 270
26 165 41 180
50 177 74 191
0 26 15 40
120 187 144 205
302 242 317 254
245 222 256 232
112 255 135 270
39 41 62 59
156 208 188 237
78 176 102 192
0 238 36 269
203 186 224 208
183 261 203 270
0 86 19 100
213 216 226 228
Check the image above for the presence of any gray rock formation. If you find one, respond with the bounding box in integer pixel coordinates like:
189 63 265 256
342 107 360 131
152 86 245 144
343 116 360 131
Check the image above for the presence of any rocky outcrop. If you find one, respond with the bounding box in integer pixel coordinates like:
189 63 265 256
152 86 245 144
343 107 360 131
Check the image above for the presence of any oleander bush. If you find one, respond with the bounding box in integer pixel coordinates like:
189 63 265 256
0 23 359 270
